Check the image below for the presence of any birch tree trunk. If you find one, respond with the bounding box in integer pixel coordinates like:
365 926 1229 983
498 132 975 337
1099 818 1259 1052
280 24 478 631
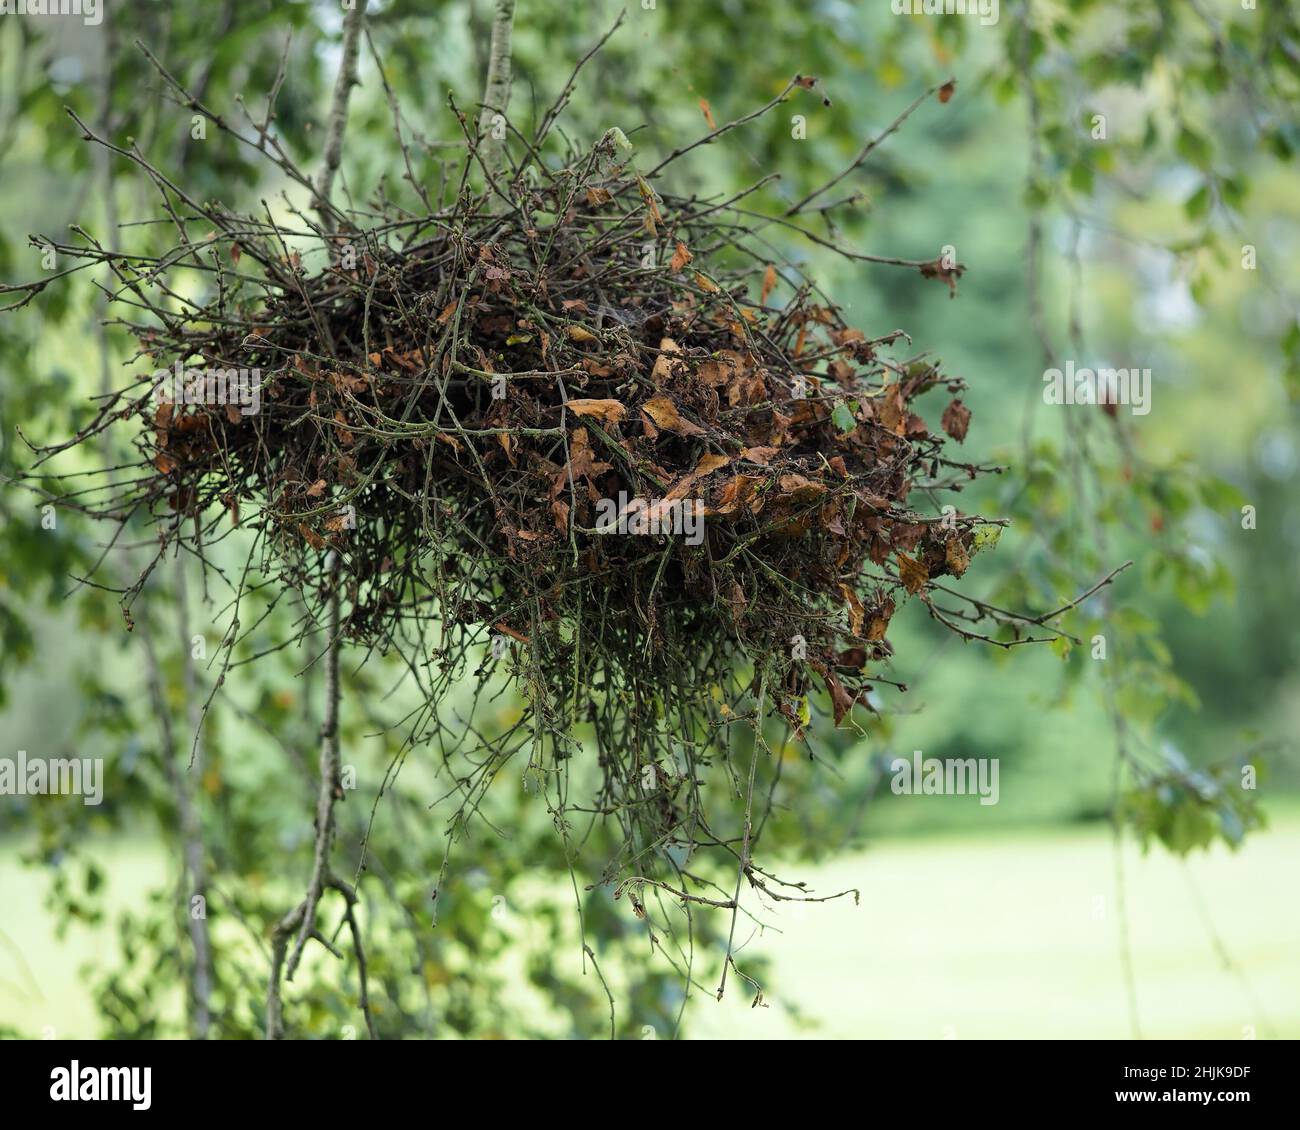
477 0 516 176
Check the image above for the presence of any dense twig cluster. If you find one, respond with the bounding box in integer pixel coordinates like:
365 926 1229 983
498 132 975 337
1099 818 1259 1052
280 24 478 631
5 22 1020 1005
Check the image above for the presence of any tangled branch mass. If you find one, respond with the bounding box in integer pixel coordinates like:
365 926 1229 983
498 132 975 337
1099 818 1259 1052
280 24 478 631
14 46 1003 918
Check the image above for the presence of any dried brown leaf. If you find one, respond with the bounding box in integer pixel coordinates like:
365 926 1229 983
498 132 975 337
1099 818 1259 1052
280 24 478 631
897 551 929 594
838 583 865 636
945 538 970 577
298 523 325 550
567 398 627 424
642 394 704 437
941 398 971 442
651 337 683 385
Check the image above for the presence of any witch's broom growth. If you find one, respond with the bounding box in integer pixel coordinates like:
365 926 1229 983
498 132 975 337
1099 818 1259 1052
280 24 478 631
2 9 1092 1025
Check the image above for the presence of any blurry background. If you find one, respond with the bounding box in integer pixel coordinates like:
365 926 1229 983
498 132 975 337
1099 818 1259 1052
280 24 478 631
0 0 1297 1038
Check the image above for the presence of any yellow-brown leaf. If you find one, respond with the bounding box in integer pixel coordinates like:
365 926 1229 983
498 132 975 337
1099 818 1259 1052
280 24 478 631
299 523 326 550
642 394 704 437
945 538 970 577
838 584 865 636
651 337 683 385
897 551 929 594
566 398 627 424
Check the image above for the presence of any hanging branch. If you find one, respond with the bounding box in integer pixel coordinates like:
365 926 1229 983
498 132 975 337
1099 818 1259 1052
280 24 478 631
477 0 516 176
267 1 371 1037
266 554 377 1039
285 552 343 983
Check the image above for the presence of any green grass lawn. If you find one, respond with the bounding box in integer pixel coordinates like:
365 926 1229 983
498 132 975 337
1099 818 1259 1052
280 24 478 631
3 811 1297 1039
693 811 1300 1039
0 838 170 1039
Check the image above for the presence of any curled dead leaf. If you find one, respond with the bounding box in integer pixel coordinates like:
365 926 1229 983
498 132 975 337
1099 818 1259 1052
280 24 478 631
711 474 760 516
567 398 627 424
642 394 704 437
664 452 731 501
838 583 865 636
822 669 856 727
941 398 971 442
778 472 828 500
728 580 748 626
651 337 683 385
945 537 970 577
693 452 731 476
498 431 516 464
896 551 929 595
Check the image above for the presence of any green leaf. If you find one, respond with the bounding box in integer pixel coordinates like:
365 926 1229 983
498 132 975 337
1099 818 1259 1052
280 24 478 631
1176 126 1213 169
1069 158 1095 195
1183 183 1211 221
1220 175 1248 211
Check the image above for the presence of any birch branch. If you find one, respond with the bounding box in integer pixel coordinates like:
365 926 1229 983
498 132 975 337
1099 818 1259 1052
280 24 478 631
315 0 370 230
286 551 343 984
477 0 516 176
